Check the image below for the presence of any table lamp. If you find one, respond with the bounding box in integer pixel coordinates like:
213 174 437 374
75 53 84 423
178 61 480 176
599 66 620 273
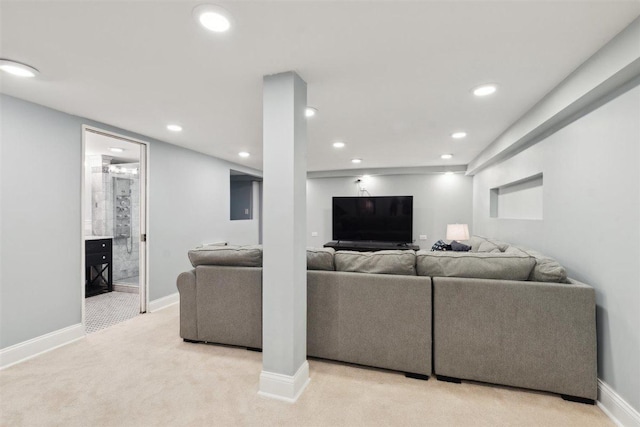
446 223 469 241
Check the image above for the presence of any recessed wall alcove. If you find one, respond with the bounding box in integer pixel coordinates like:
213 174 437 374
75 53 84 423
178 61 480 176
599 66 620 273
490 173 543 220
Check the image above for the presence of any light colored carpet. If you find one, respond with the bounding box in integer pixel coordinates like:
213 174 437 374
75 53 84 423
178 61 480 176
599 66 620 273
1 304 611 426
85 291 140 334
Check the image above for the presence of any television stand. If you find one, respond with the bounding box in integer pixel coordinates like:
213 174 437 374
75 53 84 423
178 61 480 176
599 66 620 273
324 241 420 252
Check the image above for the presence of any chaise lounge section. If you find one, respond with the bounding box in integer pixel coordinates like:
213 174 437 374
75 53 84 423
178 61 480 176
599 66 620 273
432 276 596 402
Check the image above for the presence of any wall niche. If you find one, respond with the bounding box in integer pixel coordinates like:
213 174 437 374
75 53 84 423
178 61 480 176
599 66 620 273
490 173 543 220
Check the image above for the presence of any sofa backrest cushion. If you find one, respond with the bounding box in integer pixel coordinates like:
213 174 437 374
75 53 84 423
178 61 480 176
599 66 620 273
334 250 417 276
307 247 335 271
416 250 535 280
470 235 511 252
486 238 510 252
515 247 569 283
469 235 502 253
188 245 263 267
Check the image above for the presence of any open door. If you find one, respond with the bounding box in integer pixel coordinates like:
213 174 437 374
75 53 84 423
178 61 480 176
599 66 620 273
81 126 149 332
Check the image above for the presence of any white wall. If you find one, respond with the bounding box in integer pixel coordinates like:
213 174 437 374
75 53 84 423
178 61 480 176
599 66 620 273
473 85 640 412
0 94 260 348
1 94 83 349
307 173 473 249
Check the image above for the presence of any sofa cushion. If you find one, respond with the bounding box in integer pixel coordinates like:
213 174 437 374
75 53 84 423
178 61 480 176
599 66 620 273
479 240 501 253
469 235 483 253
469 235 501 253
307 247 335 271
485 238 510 252
503 245 529 257
416 250 535 280
188 245 262 267
334 250 417 276
515 247 569 283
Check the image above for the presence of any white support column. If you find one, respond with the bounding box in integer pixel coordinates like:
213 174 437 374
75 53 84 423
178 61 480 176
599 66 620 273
259 71 309 402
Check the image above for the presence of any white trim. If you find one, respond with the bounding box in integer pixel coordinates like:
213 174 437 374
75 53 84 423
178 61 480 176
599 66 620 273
148 292 179 312
258 360 310 403
139 141 149 314
598 379 640 427
81 127 87 323
0 324 85 370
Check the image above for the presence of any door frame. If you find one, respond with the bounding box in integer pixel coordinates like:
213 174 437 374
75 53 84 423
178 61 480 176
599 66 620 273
80 125 150 326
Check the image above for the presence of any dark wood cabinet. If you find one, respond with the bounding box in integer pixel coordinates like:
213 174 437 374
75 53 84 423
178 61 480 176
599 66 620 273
85 238 113 297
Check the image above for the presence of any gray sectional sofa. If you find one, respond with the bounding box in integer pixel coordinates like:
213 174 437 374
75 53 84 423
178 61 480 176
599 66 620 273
176 237 597 403
179 247 432 378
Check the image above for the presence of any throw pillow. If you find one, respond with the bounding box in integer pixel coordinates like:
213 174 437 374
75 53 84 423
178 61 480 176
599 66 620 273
431 240 452 251
450 240 471 252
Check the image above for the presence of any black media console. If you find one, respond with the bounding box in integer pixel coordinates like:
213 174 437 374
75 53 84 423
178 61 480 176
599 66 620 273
324 240 420 252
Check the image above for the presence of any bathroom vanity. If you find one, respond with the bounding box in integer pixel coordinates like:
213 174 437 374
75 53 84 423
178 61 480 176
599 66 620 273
85 236 113 297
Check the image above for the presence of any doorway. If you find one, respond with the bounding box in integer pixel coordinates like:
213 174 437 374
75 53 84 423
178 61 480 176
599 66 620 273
230 170 263 243
81 126 148 333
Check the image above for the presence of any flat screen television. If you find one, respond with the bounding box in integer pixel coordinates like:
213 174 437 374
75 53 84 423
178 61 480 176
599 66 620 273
332 196 413 243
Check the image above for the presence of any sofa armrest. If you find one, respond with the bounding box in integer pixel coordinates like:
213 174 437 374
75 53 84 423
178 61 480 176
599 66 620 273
433 277 596 400
177 270 197 340
195 266 262 348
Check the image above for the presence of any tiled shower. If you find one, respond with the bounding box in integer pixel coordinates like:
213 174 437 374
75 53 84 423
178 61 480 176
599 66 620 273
88 155 140 288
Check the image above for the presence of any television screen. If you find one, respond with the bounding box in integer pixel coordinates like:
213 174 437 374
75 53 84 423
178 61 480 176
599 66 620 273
332 196 413 243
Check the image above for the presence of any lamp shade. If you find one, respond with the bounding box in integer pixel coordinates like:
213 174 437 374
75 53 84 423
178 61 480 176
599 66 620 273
446 224 469 241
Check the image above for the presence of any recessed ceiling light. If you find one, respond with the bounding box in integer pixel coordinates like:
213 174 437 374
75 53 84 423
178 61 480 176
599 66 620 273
238 151 250 158
351 158 362 164
473 84 497 97
109 147 124 153
0 59 39 78
451 132 467 139
444 171 454 175
305 107 317 118
193 4 233 33
333 141 345 148
441 154 453 160
167 124 182 132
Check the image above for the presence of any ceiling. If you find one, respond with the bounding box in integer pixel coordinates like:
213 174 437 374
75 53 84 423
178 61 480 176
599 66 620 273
1 1 639 172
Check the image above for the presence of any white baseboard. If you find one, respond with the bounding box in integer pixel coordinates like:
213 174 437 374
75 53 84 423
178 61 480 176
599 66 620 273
148 292 179 312
598 379 640 427
0 324 85 370
258 360 310 403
